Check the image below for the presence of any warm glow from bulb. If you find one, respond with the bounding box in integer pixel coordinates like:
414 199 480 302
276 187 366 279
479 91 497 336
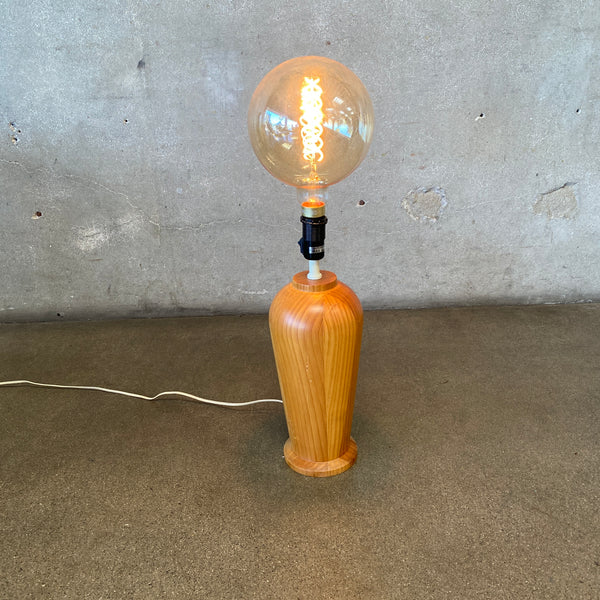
299 77 324 169
248 56 373 188
302 199 325 208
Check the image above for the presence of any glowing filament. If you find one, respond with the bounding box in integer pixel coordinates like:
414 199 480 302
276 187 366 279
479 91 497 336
299 77 324 167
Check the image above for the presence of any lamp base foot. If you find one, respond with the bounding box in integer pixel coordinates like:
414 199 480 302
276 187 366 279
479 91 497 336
283 438 358 477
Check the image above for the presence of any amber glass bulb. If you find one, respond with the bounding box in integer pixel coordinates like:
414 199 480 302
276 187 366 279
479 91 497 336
248 56 374 192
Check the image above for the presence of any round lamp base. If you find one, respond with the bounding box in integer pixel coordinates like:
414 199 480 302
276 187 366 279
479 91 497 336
284 438 358 477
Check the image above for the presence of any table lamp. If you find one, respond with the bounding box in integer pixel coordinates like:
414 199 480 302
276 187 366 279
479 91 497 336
248 56 374 476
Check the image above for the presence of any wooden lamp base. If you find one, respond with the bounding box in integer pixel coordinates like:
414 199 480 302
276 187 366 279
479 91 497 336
269 270 363 477
283 437 358 477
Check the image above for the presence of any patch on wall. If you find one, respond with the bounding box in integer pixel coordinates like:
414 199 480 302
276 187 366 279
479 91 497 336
73 214 144 253
533 183 578 220
74 225 110 252
401 187 447 223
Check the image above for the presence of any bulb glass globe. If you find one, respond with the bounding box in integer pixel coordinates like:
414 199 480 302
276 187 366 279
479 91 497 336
248 56 374 197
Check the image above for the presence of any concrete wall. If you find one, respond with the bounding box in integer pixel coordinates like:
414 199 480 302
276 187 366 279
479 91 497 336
1 0 599 322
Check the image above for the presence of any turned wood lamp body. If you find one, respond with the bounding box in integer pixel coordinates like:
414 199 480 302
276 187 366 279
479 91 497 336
270 271 362 476
247 56 374 476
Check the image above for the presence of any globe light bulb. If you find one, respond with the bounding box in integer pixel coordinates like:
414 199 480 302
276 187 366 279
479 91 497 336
248 55 374 192
248 56 374 278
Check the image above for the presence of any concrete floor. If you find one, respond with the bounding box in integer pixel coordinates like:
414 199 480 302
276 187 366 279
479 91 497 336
1 305 599 599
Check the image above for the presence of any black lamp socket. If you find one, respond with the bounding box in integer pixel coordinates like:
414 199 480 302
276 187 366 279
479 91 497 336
299 213 327 260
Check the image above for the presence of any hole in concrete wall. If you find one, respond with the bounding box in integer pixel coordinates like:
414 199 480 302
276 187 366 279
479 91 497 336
137 59 145 69
357 199 365 206
475 113 485 120
576 108 581 114
9 122 22 141
123 118 129 124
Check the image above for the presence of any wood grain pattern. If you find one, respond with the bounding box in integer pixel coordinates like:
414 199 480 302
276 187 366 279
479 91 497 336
269 270 363 477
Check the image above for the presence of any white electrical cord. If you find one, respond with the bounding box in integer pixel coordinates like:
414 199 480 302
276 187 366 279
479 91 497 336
0 380 283 408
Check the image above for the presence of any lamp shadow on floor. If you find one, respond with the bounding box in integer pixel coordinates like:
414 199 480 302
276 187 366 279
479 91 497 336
238 406 402 512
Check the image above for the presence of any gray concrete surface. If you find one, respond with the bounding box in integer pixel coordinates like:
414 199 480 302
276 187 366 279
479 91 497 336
1 305 599 598
1 1 600 322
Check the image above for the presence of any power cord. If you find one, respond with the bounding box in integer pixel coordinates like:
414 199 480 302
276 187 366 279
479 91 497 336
0 380 283 408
